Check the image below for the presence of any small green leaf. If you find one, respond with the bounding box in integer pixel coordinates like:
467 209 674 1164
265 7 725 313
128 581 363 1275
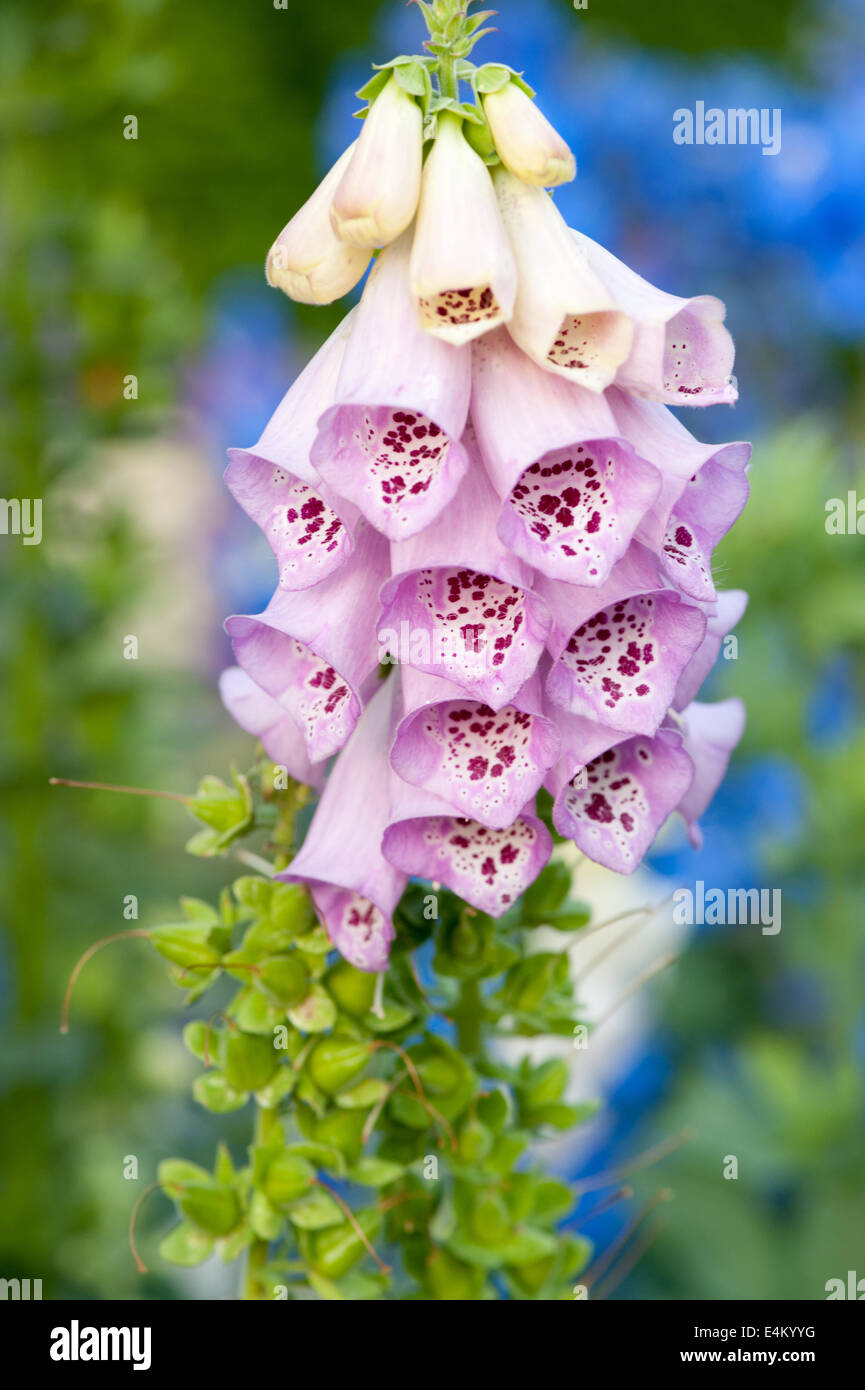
223 1032 278 1093
249 1190 285 1241
193 1070 248 1114
159 1221 214 1268
335 1078 389 1110
348 1156 405 1188
288 1189 344 1230
288 985 338 1035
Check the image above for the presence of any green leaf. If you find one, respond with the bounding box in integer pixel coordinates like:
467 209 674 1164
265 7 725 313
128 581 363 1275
348 1156 405 1188
255 1064 297 1110
522 861 572 919
193 1070 249 1114
186 770 253 855
364 1001 414 1033
288 985 338 1035
307 1036 370 1095
476 1089 509 1131
249 1190 284 1241
223 1032 278 1093
335 1078 389 1110
159 1221 214 1268
474 63 512 94
180 896 220 924
182 1020 209 1062
263 1151 316 1207
257 955 309 1007
232 876 274 914
149 923 222 970
500 1227 559 1267
178 1180 241 1236
288 1189 344 1230
231 987 286 1036
158 1158 210 1190
326 961 377 1018
220 1224 253 1263
287 1141 347 1177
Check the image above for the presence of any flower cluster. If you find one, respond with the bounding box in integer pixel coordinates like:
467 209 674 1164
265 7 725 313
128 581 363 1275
222 25 750 975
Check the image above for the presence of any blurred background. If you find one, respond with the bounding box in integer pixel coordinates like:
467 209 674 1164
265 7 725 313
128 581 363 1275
1 0 863 1300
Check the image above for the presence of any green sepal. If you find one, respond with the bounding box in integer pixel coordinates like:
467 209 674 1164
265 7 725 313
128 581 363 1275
182 1019 209 1062
231 987 286 1036
149 923 223 970
306 1036 370 1095
364 1001 414 1033
299 1208 382 1280
158 1158 210 1190
347 1156 405 1188
193 1070 249 1114
288 985 338 1034
287 1189 344 1230
222 1031 278 1093
286 1141 348 1177
255 1064 297 1110
335 1078 389 1110
178 1180 241 1237
186 769 253 856
249 1190 285 1241
219 1222 253 1263
261 1151 316 1207
159 1221 214 1267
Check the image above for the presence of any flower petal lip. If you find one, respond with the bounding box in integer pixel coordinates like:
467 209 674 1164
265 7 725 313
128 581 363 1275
282 679 405 972
656 445 750 604
225 522 388 763
571 229 737 405
536 547 707 737
551 726 695 875
266 143 372 305
391 665 560 831
312 230 471 539
494 167 634 391
471 329 660 586
673 590 748 711
225 316 360 589
482 82 575 187
330 77 423 250
676 698 746 849
378 436 552 710
383 777 553 917
409 111 517 345
607 386 752 555
218 666 324 790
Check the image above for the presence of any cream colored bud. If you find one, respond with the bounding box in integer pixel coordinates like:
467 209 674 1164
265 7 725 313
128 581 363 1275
266 145 372 305
484 83 576 187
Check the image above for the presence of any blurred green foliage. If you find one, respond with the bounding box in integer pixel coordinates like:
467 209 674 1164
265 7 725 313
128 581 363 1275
634 424 865 1300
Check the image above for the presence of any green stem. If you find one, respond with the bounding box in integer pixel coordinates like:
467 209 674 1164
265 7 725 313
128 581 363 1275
243 1104 279 1300
454 978 482 1058
438 52 459 101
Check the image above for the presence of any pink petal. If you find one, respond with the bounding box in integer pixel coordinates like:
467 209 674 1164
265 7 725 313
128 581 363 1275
572 230 737 406
383 779 552 917
471 328 660 585
282 678 405 972
677 698 746 849
379 443 552 709
225 522 387 762
218 667 325 790
674 590 749 711
391 666 560 831
538 550 707 736
312 231 471 539
552 727 695 874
